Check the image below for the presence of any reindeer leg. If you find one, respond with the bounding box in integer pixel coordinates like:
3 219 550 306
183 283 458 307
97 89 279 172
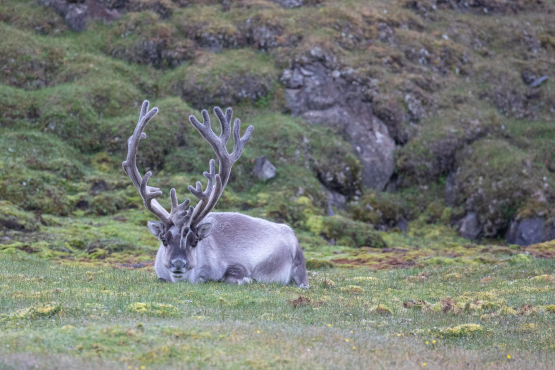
223 264 252 285
292 243 309 289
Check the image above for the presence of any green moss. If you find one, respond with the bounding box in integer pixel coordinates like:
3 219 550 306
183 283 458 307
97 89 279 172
34 77 141 152
0 200 41 232
349 191 405 226
173 5 245 50
164 49 277 109
90 192 129 216
0 84 37 128
127 302 180 317
305 259 334 270
52 53 156 95
0 303 61 323
100 11 194 68
0 0 67 35
371 304 392 315
0 23 66 89
455 139 553 236
306 215 386 248
508 253 532 265
440 324 484 338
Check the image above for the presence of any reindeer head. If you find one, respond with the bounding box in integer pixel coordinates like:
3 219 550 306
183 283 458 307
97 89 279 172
122 101 253 279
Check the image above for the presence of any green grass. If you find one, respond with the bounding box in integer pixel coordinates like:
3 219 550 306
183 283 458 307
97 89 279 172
1 255 555 369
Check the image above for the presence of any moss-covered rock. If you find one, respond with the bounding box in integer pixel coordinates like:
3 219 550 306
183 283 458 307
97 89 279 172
349 191 405 228
310 133 362 197
35 77 141 152
0 24 66 89
102 12 194 68
306 215 386 248
455 139 552 237
174 6 246 51
0 130 86 215
0 85 37 129
0 201 41 232
305 259 334 269
0 0 67 35
164 49 277 109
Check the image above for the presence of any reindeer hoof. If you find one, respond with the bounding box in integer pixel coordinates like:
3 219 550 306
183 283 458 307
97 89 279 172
298 284 309 289
238 277 253 285
158 277 168 283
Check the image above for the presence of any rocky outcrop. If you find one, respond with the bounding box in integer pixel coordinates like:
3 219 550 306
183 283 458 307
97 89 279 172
41 0 121 31
506 218 555 246
282 61 395 190
254 156 277 181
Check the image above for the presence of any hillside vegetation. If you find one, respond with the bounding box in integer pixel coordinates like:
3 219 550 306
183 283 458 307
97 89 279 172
1 0 555 254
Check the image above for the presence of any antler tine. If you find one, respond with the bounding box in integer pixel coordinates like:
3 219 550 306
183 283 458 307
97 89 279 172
169 188 193 229
230 117 254 166
122 100 171 225
187 107 254 227
188 159 216 200
187 159 218 222
214 107 233 147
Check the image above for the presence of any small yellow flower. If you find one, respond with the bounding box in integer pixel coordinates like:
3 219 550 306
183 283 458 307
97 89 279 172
425 341 429 345
128 367 131 369
352 346 356 349
141 367 145 370
397 334 401 337
350 331 353 334
423 363 427 367
312 338 315 340
328 324 332 327
507 355 511 359
432 340 436 344
256 330 260 333
345 339 349 342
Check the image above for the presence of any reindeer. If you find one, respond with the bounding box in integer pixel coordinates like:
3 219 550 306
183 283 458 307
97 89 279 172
122 101 309 288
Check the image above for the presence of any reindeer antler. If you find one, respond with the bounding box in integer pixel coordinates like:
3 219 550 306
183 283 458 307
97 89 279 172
123 100 190 227
187 107 254 228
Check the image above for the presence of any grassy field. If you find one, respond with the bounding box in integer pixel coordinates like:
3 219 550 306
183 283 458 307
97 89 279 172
1 250 555 369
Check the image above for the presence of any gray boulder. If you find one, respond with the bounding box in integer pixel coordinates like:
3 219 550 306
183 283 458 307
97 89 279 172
324 187 347 216
458 212 482 240
282 62 395 190
506 218 555 246
254 156 277 181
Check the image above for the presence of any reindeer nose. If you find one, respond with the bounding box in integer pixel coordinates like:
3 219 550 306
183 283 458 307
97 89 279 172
170 259 186 270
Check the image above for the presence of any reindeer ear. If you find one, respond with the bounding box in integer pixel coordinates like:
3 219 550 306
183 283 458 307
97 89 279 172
147 221 166 239
196 223 214 240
